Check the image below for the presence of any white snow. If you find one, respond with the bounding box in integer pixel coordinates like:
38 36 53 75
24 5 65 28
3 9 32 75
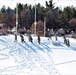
0 34 76 75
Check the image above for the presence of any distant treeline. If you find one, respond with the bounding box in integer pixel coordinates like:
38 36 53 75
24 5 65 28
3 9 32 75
0 0 76 31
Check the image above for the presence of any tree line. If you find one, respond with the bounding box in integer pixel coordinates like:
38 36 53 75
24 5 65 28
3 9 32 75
0 0 76 33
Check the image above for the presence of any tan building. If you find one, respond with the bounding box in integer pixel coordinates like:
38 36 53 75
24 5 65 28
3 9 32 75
30 20 44 36
69 18 76 25
0 21 7 35
68 18 76 32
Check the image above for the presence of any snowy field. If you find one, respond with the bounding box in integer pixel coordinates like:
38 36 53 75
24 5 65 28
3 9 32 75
0 34 76 75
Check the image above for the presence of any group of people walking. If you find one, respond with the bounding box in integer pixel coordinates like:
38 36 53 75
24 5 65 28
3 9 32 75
14 34 41 44
14 34 70 47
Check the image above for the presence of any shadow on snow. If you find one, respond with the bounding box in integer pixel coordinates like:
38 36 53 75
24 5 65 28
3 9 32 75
55 60 76 65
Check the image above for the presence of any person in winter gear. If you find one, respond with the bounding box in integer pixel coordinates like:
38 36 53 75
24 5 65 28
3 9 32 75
55 32 58 40
20 34 25 43
14 34 17 42
29 35 33 43
63 35 67 44
38 35 40 44
67 39 70 47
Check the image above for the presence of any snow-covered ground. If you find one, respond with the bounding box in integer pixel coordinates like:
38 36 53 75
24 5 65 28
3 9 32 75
0 34 76 75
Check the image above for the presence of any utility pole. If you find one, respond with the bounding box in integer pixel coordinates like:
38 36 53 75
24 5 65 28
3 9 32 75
44 17 46 37
16 3 18 38
34 3 36 36
44 7 46 37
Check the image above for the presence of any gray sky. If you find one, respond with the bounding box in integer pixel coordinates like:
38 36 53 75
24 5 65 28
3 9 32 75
0 0 76 9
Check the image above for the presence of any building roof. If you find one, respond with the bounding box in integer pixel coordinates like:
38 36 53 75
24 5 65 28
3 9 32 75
0 23 3 27
68 18 76 25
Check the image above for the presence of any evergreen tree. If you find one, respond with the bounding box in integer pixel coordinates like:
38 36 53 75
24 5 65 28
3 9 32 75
1 5 6 14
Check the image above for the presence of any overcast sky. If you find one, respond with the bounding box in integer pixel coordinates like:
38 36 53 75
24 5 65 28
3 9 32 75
0 0 76 9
